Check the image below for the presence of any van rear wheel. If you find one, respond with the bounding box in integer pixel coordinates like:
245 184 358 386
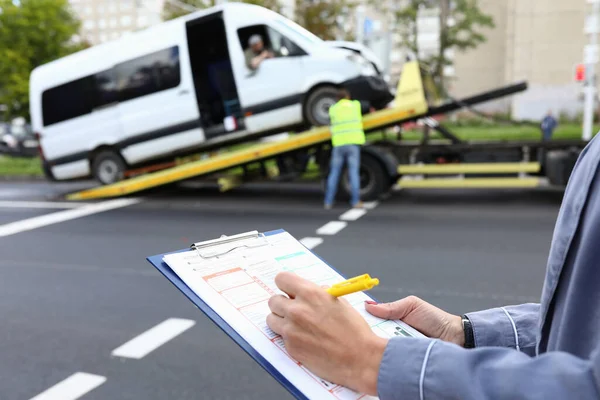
92 150 126 185
305 86 339 126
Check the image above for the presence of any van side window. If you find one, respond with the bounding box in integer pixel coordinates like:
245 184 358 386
237 25 305 59
41 47 181 127
42 75 96 127
116 46 181 102
94 69 118 107
266 26 304 57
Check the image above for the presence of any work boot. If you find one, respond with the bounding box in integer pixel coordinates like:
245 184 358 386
353 202 364 209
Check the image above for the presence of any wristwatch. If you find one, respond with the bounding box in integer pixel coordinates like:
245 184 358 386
461 315 475 348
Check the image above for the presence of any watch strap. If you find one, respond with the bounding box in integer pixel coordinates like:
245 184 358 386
462 315 475 348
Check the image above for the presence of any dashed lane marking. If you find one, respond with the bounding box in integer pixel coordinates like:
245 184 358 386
29 372 106 400
300 237 324 249
111 318 196 360
0 198 140 237
339 208 367 221
363 201 379 209
316 221 348 235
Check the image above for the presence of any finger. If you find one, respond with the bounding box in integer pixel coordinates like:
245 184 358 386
268 294 292 317
266 313 285 336
365 296 421 320
274 271 312 298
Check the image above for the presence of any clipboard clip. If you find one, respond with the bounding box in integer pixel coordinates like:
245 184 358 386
189 230 269 260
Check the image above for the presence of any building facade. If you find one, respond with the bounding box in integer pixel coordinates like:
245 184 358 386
69 0 164 45
451 0 590 120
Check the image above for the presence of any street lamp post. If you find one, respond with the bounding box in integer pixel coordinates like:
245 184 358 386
583 0 600 141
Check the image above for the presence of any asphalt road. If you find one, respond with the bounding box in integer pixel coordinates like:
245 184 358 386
0 181 563 400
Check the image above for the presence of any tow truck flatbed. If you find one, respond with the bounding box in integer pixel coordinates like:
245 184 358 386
66 105 419 200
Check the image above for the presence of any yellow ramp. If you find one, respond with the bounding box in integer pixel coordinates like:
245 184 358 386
67 128 329 200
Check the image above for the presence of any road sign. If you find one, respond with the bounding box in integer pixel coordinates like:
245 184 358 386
585 44 599 63
575 63 587 82
364 17 374 37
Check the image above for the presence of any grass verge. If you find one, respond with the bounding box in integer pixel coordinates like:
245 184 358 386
397 123 598 142
0 156 44 177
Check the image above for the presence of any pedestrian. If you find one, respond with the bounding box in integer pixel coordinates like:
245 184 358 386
540 110 558 141
324 89 365 209
267 132 600 399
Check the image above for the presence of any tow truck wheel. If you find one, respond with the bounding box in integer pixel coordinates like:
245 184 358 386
305 86 339 126
92 150 126 185
341 155 390 201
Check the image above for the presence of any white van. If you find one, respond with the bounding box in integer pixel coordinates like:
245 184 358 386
30 3 393 184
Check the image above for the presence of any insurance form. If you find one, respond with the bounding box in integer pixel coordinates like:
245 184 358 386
163 230 423 400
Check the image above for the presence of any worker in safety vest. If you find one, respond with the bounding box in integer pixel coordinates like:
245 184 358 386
324 89 366 209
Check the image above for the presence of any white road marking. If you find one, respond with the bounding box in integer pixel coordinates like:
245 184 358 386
0 198 140 237
300 237 324 249
0 201 90 209
316 221 347 235
339 208 367 221
111 318 196 359
29 372 106 400
363 201 379 209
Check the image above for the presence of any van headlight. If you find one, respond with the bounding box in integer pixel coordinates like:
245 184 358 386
347 53 377 76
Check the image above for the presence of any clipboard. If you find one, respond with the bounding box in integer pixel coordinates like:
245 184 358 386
147 229 422 399
147 229 309 400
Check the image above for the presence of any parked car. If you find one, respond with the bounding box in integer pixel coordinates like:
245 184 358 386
0 120 39 157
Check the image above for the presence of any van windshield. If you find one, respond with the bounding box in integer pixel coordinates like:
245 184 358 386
273 18 323 45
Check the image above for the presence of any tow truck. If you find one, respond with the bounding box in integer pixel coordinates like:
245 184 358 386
66 61 586 201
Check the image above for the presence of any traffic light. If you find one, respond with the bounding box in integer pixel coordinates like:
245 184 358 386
575 63 586 82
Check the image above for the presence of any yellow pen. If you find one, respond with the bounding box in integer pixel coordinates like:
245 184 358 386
326 274 380 297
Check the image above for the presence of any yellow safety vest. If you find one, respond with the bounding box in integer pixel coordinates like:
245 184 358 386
329 99 366 147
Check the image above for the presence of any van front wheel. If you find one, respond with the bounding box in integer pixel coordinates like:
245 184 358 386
92 150 126 185
305 86 339 126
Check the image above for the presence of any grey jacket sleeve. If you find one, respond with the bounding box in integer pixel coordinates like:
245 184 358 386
377 336 600 400
466 303 540 356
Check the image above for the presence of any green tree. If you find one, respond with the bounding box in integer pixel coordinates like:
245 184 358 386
392 0 494 96
162 0 282 21
293 0 356 41
0 0 85 119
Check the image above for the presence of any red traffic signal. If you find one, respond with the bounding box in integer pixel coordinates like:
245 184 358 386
575 63 586 82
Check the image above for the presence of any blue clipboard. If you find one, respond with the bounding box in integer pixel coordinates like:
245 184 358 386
146 229 309 400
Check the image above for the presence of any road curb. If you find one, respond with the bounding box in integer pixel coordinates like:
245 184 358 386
0 176 46 182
